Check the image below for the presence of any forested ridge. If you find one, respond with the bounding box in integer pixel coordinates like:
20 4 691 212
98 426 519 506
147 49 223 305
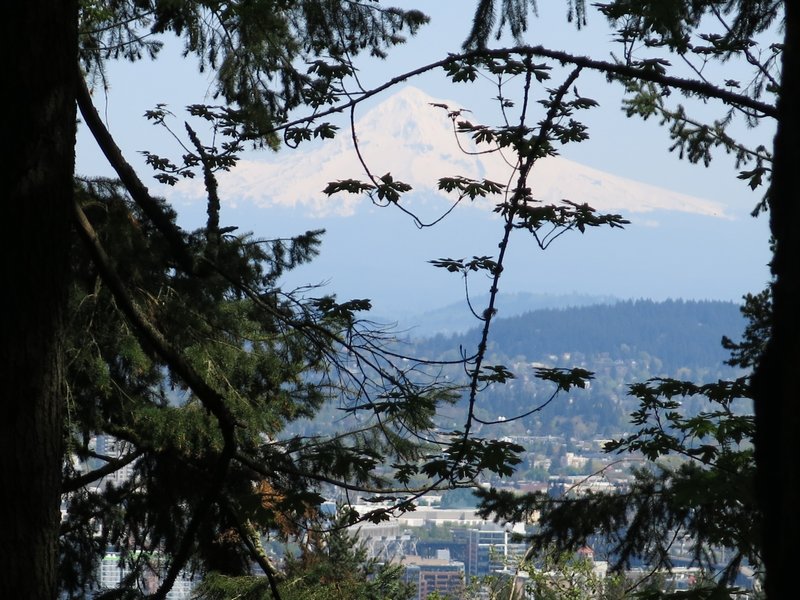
411 299 747 438
416 299 743 375
292 299 749 440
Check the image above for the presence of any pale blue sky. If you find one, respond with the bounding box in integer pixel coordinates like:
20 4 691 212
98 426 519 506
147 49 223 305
75 2 776 319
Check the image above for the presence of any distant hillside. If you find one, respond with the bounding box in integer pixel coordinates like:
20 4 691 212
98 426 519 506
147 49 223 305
393 292 619 336
291 299 748 440
414 299 744 376
400 299 747 438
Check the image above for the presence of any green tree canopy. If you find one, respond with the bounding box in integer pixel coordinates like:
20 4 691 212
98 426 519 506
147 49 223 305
5 2 798 599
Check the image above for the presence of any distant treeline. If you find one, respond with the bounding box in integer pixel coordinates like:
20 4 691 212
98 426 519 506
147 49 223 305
414 299 744 375
292 300 748 439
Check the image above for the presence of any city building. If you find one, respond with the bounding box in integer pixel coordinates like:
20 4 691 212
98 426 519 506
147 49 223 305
402 550 465 600
466 524 528 578
97 550 196 599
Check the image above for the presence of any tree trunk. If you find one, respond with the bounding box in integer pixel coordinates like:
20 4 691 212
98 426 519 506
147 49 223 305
1 1 78 597
752 1 800 598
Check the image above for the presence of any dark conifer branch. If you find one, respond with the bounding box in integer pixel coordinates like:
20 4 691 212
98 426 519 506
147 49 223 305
235 451 429 497
76 70 196 273
265 44 777 143
233 516 282 600
151 441 235 600
496 47 776 117
184 123 222 263
712 5 781 91
62 449 143 493
73 197 240 598
72 198 238 443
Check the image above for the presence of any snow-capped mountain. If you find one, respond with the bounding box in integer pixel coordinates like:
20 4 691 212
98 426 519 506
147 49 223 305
165 85 768 318
172 85 728 219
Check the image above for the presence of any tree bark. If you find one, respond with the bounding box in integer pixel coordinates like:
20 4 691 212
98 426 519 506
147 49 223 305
752 1 800 598
1 1 78 598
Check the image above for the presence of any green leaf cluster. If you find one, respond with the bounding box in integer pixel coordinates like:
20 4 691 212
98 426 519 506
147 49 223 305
475 291 766 598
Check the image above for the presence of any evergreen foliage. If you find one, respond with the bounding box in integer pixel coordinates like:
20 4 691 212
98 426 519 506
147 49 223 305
62 134 449 598
78 0 428 147
278 511 414 600
475 292 767 598
6 1 796 599
193 511 414 600
451 3 793 597
58 2 446 598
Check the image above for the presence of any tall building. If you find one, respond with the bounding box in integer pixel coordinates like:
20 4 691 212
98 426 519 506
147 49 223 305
97 550 196 599
466 525 529 578
403 551 465 600
93 435 137 485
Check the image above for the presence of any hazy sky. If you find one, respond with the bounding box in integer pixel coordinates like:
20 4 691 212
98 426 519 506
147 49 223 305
75 2 776 319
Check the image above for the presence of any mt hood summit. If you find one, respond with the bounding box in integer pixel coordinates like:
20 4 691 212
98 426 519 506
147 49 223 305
172 86 728 219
